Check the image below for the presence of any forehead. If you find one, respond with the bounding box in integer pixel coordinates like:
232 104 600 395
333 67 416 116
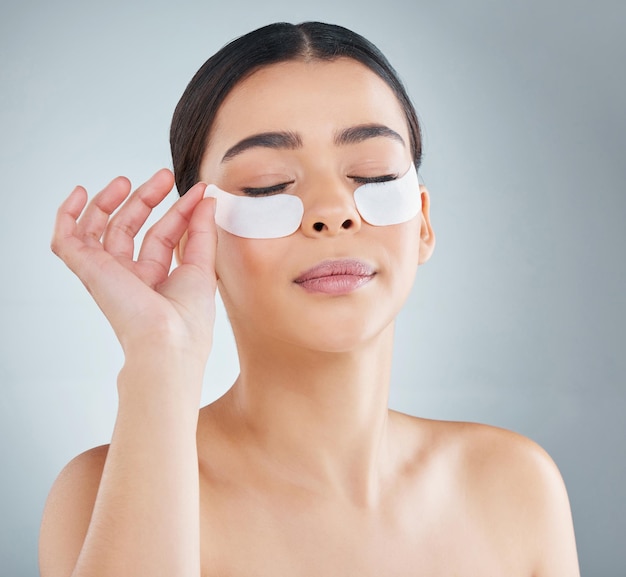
203 58 409 162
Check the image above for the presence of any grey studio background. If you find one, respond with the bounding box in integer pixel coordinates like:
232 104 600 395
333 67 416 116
1 0 624 575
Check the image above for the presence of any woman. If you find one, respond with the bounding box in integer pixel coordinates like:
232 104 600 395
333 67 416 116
40 22 580 576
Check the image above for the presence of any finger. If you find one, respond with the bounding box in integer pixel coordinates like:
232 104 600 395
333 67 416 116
76 177 132 243
51 186 88 262
135 181 208 280
103 168 175 259
179 195 217 274
51 186 126 291
159 195 217 312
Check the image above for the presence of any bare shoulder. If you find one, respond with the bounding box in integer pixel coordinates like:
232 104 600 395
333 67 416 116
439 419 564 488
394 412 567 499
392 412 580 576
456 421 580 575
39 444 109 576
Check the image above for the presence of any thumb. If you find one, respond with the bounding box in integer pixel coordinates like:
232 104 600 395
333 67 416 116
181 196 217 275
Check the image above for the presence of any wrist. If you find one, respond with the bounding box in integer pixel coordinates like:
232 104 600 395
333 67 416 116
121 329 210 371
118 347 206 408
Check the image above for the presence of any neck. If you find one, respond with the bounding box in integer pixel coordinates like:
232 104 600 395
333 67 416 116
219 322 396 506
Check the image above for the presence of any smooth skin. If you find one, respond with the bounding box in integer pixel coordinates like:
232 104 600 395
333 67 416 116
40 58 580 577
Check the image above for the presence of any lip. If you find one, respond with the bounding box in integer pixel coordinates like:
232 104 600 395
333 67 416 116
294 259 376 295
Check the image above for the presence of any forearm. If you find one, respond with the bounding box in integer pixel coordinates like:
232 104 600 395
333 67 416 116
72 355 204 577
44 174 216 577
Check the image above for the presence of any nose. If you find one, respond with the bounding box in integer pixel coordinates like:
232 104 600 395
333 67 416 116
300 178 362 237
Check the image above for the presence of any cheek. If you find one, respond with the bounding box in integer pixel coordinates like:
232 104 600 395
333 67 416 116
376 221 421 305
215 232 289 305
383 220 421 267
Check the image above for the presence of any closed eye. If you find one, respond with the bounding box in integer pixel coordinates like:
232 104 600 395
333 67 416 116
242 181 295 196
349 173 398 185
242 174 397 195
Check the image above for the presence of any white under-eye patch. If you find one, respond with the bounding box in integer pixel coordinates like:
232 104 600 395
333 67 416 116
204 185 304 239
353 163 421 226
204 164 421 239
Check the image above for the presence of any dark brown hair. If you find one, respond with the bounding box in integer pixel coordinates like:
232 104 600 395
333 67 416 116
170 21 422 195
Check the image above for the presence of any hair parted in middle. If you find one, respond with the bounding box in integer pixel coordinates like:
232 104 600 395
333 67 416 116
170 21 422 196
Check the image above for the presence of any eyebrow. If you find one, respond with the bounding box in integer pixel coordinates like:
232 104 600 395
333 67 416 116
220 123 405 163
334 123 405 147
222 131 302 162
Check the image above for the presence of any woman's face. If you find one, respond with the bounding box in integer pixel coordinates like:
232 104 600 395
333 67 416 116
198 57 434 352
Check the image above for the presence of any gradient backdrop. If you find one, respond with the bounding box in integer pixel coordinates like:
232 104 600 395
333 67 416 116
1 0 625 575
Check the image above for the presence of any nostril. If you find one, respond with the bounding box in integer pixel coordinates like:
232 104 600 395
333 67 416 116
311 220 353 233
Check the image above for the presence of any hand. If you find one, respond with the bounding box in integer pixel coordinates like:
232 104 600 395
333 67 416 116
51 169 217 365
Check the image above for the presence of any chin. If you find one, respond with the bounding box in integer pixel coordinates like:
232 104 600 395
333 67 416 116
288 316 396 354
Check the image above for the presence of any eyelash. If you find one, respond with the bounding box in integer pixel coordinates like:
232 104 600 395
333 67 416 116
242 174 398 196
349 173 398 185
242 182 294 197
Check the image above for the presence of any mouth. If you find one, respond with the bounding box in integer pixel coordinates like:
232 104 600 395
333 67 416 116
293 259 376 295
